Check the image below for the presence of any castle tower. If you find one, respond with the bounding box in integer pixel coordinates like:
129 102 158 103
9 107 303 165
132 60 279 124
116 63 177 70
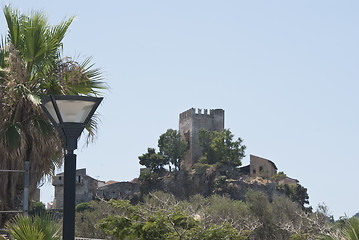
179 108 224 170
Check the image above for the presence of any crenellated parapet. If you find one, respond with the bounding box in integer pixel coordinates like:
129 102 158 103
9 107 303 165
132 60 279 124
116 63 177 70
179 108 195 121
179 108 224 121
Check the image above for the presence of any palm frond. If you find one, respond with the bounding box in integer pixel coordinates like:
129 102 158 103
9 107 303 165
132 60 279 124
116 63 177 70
6 214 61 240
70 56 107 96
0 121 22 149
345 217 359 240
6 215 45 240
83 113 100 146
3 5 21 49
0 36 7 68
21 11 48 71
48 16 75 47
32 115 52 136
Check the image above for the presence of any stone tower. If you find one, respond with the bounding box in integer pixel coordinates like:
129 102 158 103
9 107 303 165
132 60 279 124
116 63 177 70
179 108 224 170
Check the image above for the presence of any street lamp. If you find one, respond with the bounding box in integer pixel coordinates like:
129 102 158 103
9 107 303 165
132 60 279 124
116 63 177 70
41 95 103 240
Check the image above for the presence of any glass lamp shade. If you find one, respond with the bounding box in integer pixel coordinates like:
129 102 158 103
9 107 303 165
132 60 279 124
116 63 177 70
41 95 103 125
41 95 102 151
44 100 96 123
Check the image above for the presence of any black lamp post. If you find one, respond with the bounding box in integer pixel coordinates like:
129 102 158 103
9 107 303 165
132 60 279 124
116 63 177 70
41 95 103 240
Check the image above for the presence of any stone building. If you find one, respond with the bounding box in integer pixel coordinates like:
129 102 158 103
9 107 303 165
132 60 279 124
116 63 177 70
52 168 104 209
278 177 299 185
179 108 224 170
249 155 277 179
97 181 139 200
51 169 140 209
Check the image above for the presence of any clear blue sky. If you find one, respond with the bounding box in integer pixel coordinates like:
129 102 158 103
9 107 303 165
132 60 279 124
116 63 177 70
2 0 358 219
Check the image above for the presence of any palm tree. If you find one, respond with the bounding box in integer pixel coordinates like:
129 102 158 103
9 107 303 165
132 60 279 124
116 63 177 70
0 6 106 226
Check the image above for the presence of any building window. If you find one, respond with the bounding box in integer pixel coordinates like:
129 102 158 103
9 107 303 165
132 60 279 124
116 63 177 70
259 166 263 172
59 176 62 180
253 169 256 174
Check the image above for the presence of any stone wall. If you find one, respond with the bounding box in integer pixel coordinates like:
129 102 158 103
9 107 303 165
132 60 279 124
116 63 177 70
97 182 139 201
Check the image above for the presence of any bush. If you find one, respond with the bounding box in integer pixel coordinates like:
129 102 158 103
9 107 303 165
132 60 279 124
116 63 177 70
271 171 287 182
76 202 94 213
98 192 248 240
75 200 116 239
96 191 331 240
193 163 211 172
29 201 46 216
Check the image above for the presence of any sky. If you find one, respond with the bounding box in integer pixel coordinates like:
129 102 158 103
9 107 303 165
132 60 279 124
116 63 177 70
1 0 358 219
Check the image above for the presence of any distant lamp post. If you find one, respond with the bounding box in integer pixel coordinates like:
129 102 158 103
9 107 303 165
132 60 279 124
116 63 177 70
41 95 103 240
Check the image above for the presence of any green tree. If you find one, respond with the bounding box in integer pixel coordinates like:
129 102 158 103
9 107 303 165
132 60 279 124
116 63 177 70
246 190 276 239
198 128 246 167
0 6 106 226
293 184 310 211
158 129 187 171
139 148 167 172
279 183 310 211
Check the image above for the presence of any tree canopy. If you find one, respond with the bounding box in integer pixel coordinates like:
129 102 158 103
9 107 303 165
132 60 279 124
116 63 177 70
139 129 187 172
138 148 167 172
158 129 187 171
198 128 246 167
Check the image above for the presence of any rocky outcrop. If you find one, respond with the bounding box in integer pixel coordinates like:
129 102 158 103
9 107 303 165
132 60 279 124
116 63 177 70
139 167 283 202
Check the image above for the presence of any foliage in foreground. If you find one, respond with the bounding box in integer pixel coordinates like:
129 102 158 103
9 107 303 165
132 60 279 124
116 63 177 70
5 214 61 240
94 191 335 240
319 217 359 240
98 193 249 240
75 200 115 239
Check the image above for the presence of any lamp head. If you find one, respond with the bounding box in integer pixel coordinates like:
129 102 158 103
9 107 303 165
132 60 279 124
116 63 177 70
41 95 103 150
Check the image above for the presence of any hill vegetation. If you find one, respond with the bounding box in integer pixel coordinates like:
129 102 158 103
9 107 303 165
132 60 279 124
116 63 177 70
74 192 354 240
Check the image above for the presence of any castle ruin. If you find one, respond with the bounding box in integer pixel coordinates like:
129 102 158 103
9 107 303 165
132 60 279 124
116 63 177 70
179 108 224 170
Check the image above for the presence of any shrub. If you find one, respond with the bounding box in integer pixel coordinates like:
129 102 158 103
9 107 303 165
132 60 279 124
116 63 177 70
214 175 227 188
75 200 116 239
76 202 94 213
193 163 211 172
29 201 46 216
6 214 61 240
